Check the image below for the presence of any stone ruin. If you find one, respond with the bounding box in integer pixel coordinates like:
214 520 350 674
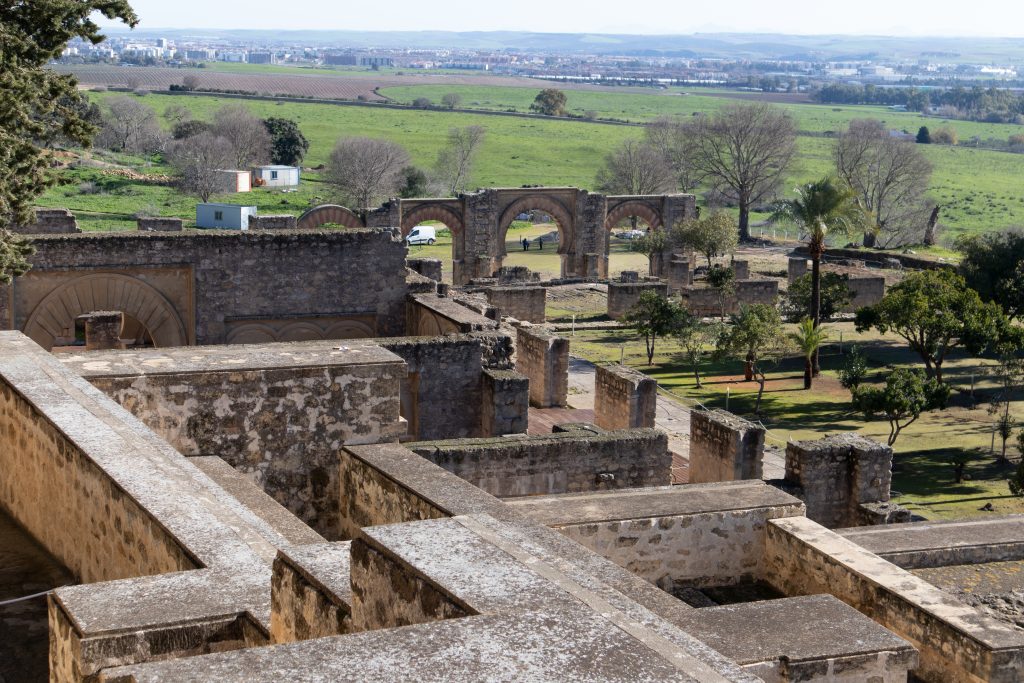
0 226 1023 683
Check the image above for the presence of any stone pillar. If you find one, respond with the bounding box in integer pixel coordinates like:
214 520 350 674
732 260 750 280
688 409 765 483
620 271 639 283
78 311 125 351
515 327 569 408
480 369 529 436
784 433 895 529
667 258 691 294
594 364 657 431
607 282 668 320
583 253 601 279
788 257 809 285
406 258 443 282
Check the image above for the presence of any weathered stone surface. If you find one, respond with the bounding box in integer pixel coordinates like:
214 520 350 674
136 217 183 232
594 363 657 431
12 208 80 234
607 281 668 320
515 326 568 408
680 280 779 317
480 369 529 437
485 286 546 323
689 409 765 484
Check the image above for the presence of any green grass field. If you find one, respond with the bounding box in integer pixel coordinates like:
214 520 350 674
564 318 1024 521
36 89 1024 238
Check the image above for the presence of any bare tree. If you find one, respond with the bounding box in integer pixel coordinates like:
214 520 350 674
211 104 271 169
167 132 233 202
95 96 164 153
182 74 201 91
433 126 485 196
440 93 462 110
834 119 934 248
162 104 192 127
595 139 677 196
325 136 411 209
645 117 699 192
684 103 796 241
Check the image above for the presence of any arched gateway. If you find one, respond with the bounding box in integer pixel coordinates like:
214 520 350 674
300 189 696 284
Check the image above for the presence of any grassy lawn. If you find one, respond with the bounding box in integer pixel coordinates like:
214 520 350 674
45 90 1024 240
564 318 1024 521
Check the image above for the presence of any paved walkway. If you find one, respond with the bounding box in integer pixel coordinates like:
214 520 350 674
531 356 693 484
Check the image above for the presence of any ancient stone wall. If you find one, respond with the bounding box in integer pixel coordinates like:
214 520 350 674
380 336 486 441
80 311 125 350
784 433 894 529
0 229 408 348
271 543 353 643
480 369 529 437
788 257 809 285
688 409 765 483
593 363 657 431
406 293 498 336
485 286 546 323
844 276 886 312
249 214 298 230
732 260 750 280
406 258 443 282
12 208 80 234
607 281 668 319
407 429 671 497
136 217 183 232
63 341 407 539
680 280 779 317
766 516 1024 683
667 257 692 294
515 326 568 408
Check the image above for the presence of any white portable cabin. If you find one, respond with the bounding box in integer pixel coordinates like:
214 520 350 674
252 165 300 188
215 170 252 194
196 203 258 230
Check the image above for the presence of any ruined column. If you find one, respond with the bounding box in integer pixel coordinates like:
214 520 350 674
788 257 809 285
594 364 657 430
515 327 569 408
688 409 765 483
79 311 125 351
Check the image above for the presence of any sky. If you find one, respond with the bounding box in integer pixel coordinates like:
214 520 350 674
101 0 1024 37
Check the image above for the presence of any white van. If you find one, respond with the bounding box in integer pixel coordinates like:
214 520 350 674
406 225 436 246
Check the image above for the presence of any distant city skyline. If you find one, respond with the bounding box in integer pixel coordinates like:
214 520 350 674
100 0 1024 38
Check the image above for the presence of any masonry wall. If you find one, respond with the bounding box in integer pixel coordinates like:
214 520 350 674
556 502 802 590
480 369 529 437
249 215 298 230
136 217 183 232
681 280 779 317
72 347 406 539
0 380 197 584
0 229 408 345
594 363 657 431
607 282 668 319
406 293 498 336
766 517 1024 683
515 327 568 408
689 409 765 483
844 276 886 312
12 208 80 234
380 336 485 441
271 544 353 643
408 430 670 497
784 434 894 529
485 287 546 323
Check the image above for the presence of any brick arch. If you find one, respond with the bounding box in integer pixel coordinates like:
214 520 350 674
400 204 464 237
24 273 189 349
605 200 663 231
498 196 574 256
297 205 364 230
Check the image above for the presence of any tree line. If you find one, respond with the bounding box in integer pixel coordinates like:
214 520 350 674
814 83 1024 124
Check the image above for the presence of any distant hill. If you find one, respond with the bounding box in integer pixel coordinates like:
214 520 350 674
100 28 1024 63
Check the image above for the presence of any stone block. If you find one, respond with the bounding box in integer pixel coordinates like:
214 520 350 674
688 409 765 484
249 214 298 230
594 364 657 431
515 327 568 408
480 369 529 437
485 286 546 324
406 258 443 282
732 260 750 280
136 217 183 232
77 310 125 351
607 282 668 320
788 257 809 285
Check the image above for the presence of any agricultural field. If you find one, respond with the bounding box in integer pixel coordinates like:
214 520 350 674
38 89 1024 240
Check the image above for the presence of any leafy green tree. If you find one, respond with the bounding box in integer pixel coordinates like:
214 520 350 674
1009 445 1024 495
263 117 309 166
530 88 567 117
715 304 784 412
623 290 687 365
851 368 951 445
172 119 211 140
676 312 717 388
916 126 932 144
855 269 1006 383
838 345 869 390
790 318 829 389
440 93 462 110
629 229 669 274
956 230 1024 321
398 166 429 198
0 0 137 282
784 272 852 323
705 264 736 320
671 211 738 267
771 177 866 374
988 353 1024 462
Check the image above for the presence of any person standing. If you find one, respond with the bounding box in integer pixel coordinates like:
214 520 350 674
522 236 529 251
538 236 544 251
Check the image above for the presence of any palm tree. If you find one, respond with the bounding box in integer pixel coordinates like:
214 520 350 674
790 318 829 389
771 177 865 375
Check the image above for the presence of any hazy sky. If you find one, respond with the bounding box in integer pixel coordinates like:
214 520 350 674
103 0 1024 37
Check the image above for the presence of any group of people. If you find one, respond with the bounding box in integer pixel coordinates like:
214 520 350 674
521 236 544 251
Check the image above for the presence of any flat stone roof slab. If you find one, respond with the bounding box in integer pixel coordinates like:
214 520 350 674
60 338 404 377
506 481 803 526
